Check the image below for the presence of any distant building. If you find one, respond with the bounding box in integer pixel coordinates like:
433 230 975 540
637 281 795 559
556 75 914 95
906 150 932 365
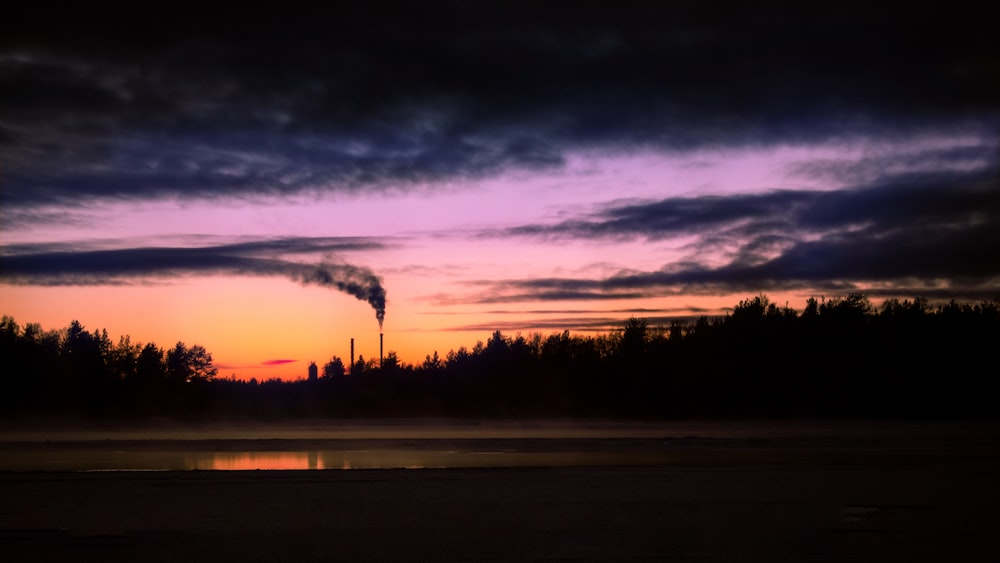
308 361 318 382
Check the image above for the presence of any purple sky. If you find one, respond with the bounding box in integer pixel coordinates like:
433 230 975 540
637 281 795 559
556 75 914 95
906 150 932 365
2 3 997 377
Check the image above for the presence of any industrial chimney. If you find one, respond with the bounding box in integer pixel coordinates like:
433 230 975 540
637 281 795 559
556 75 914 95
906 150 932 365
350 338 355 375
380 332 384 368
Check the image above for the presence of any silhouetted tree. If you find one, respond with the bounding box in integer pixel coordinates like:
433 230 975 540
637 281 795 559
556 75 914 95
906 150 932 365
136 343 166 382
381 351 403 374
322 356 346 378
166 342 217 383
421 351 444 373
111 335 141 381
732 294 769 324
352 354 368 376
803 296 820 318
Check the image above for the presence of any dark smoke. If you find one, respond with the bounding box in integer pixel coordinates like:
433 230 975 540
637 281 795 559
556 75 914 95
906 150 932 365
0 242 388 328
297 263 386 329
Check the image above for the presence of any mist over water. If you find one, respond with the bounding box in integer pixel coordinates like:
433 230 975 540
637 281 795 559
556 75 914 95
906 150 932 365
3 420 994 472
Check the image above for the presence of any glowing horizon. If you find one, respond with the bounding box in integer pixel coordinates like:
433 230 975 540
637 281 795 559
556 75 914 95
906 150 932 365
2 7 998 380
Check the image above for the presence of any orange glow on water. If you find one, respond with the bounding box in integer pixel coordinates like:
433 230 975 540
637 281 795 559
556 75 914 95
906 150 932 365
203 451 326 470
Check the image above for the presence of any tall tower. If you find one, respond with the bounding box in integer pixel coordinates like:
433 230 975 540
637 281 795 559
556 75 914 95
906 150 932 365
350 338 355 375
380 332 384 368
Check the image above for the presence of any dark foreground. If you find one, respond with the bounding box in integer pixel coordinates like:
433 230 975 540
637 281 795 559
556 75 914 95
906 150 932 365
3 455 1000 562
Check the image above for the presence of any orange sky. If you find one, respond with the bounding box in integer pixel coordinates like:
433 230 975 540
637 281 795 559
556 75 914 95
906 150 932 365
2 274 811 380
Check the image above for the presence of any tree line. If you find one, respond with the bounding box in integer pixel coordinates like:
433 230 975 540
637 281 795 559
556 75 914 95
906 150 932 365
0 319 216 418
2 293 998 420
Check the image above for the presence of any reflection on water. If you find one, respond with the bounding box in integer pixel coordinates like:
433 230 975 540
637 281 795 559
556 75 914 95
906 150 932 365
0 444 676 472
192 450 458 470
4 420 988 472
193 449 653 471
0 421 700 471
203 451 326 471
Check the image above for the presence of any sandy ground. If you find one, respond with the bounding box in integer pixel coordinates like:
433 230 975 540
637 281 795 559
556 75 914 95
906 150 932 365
2 421 999 561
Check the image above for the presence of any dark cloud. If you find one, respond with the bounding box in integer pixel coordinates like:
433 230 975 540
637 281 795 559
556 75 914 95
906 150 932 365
0 207 98 231
475 290 654 304
429 306 720 333
0 237 389 326
784 143 999 185
2 2 997 207
499 166 999 241
443 316 697 333
422 307 708 316
1 236 387 258
174 236 388 257
474 166 1000 303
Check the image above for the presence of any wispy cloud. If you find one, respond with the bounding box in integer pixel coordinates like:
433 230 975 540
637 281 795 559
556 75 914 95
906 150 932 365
466 165 1000 303
216 359 299 370
496 163 999 242
442 314 713 333
1 236 389 258
783 143 998 185
421 307 710 316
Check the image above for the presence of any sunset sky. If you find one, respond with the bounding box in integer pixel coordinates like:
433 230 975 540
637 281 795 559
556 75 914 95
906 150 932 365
2 3 997 379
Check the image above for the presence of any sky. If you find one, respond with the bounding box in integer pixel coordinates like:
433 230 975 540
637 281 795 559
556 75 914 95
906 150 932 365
1 3 998 379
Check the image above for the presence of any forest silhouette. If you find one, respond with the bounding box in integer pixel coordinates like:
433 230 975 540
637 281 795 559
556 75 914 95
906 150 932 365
2 293 998 421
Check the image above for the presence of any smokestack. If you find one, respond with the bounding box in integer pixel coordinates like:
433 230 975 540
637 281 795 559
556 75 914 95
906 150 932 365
350 338 354 375
380 332 384 368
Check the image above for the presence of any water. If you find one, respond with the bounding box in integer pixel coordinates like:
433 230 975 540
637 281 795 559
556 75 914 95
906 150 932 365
4 446 678 471
2 419 992 471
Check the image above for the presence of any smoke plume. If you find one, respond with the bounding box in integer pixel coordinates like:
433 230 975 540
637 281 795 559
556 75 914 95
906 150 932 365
0 240 388 328
297 263 386 329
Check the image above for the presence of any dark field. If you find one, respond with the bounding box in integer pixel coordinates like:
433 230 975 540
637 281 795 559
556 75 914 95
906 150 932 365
1 420 999 562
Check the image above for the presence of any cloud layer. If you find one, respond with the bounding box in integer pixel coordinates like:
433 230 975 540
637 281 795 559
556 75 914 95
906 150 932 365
2 3 997 208
476 164 1000 302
